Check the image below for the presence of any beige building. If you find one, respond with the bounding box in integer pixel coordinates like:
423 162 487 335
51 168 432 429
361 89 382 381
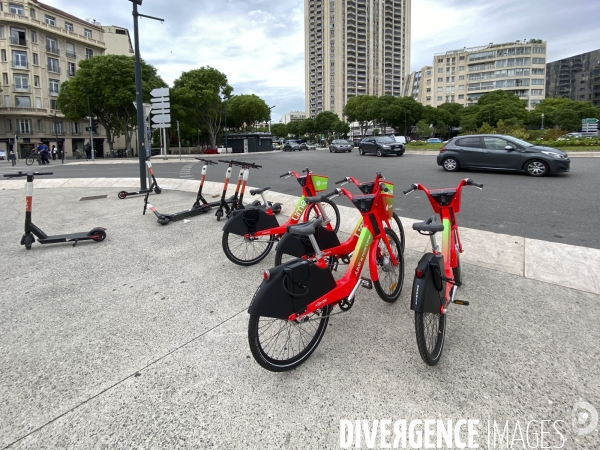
412 40 547 110
0 0 134 160
281 111 305 124
305 0 411 119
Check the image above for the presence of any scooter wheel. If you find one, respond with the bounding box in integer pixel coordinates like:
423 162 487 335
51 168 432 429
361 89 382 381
216 210 223 221
158 217 170 225
23 234 35 250
118 191 127 199
272 203 283 214
251 200 261 206
91 230 107 242
154 187 162 194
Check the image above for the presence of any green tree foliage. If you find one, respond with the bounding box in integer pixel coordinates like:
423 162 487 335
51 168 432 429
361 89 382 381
171 66 232 149
343 95 376 138
527 97 599 130
226 94 270 131
476 90 527 127
57 54 166 153
286 120 301 138
270 123 287 139
298 118 316 141
415 120 432 138
314 111 342 141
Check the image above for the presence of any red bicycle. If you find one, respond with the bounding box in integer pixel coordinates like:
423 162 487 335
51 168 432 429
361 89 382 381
247 182 404 372
221 168 340 266
403 178 483 365
274 172 405 267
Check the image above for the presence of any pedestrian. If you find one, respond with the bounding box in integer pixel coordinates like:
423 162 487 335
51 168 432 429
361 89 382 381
9 148 16 166
51 145 57 160
84 143 91 160
41 145 50 165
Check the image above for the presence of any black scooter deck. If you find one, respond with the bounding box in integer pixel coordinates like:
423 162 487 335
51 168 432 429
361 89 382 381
38 232 95 243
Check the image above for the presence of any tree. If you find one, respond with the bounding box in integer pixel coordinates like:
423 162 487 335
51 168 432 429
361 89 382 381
476 90 527 127
528 97 599 130
298 118 316 141
314 111 341 142
226 94 270 131
343 95 376 138
415 120 432 138
57 55 166 154
270 123 287 139
171 66 232 149
286 120 301 138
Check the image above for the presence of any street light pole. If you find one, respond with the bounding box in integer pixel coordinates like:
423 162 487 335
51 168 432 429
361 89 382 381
268 105 276 134
53 111 59 163
86 91 94 160
541 113 545 130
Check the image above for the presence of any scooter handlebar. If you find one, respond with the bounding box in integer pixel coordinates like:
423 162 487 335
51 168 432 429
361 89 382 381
4 171 53 178
196 158 218 165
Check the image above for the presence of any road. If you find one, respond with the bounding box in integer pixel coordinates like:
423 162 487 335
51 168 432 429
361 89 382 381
4 151 599 249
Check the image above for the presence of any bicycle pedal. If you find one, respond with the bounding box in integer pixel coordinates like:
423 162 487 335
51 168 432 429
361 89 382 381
453 299 469 306
360 277 373 290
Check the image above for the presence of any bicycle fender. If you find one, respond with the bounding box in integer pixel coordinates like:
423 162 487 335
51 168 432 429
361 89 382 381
410 253 445 314
248 260 336 320
222 207 279 236
275 226 341 258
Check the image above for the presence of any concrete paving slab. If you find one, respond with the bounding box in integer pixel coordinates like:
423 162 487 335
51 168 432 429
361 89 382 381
525 238 600 295
0 179 24 190
60 178 101 188
459 228 525 276
35 179 69 189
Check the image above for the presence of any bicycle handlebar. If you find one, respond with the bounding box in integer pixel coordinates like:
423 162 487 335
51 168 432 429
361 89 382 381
335 178 347 185
403 184 418 195
4 171 53 178
280 172 290 178
466 179 484 188
196 158 218 165
379 182 390 193
301 167 311 174
304 188 340 204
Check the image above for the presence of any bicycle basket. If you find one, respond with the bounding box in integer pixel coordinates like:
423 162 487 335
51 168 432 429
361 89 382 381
310 175 329 192
376 181 394 220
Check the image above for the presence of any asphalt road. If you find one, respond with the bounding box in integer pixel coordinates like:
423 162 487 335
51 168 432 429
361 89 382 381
5 151 599 249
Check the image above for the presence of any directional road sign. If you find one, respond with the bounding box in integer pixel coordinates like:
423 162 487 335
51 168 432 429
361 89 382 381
150 88 171 129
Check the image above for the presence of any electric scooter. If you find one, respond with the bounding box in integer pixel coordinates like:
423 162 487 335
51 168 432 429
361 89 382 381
3 171 107 249
117 156 162 199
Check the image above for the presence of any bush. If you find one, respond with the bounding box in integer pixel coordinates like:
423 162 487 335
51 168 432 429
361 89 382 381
407 140 427 146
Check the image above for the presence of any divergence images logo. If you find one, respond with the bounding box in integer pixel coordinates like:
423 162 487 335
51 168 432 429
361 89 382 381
572 401 598 436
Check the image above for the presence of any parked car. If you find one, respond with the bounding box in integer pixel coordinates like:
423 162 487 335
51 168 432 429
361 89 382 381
300 142 316 150
426 138 443 143
329 139 353 153
358 136 405 156
283 141 301 151
437 134 570 177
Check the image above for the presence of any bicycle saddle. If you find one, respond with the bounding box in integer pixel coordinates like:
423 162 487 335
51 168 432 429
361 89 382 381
413 215 445 233
250 186 270 196
287 218 323 236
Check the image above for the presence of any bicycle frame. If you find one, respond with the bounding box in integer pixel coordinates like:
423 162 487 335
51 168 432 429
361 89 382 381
286 185 399 321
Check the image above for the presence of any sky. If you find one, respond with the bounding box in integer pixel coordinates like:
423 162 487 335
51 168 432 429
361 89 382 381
52 0 600 123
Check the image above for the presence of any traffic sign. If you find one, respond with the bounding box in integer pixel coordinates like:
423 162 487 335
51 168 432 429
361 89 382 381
582 118 599 124
150 87 170 98
151 114 171 124
150 87 170 129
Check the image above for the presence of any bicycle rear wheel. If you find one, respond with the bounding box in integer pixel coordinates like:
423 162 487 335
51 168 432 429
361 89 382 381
305 199 340 233
414 311 446 366
390 212 405 254
248 304 332 372
373 228 404 303
222 231 274 266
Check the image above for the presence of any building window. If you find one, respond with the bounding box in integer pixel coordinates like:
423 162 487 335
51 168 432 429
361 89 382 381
459 75 465 80
31 30 36 43
47 57 59 73
34 75 39 87
53 121 63 134
84 29 92 38
2 73 8 85
37 119 44 131
437 96 443 101
45 15 56 26
10 27 27 46
532 46 545 54
30 8 35 19
35 97 41 108
460 56 465 60
12 50 28 68
49 78 60 96
531 89 543 96
9 3 25 15
458 85 464 90
46 37 58 55
13 73 28 90
0 26 4 39
17 119 31 134
72 122 80 135
85 48 94 59
532 58 545 64
459 66 465 71
64 22 73 32
6 118 12 129
532 68 544 75
437 58 443 63
437 68 443 73
33 53 38 65
0 50 5 62
437 77 443 82
458 94 464 99
15 96 31 107
531 79 544 85
50 99 58 110
67 62 76 76
437 87 442 92
66 42 75 58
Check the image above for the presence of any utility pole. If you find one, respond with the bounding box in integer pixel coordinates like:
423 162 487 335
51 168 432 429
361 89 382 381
177 120 182 160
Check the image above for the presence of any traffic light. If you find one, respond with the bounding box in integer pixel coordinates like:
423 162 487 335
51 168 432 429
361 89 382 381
91 118 99 132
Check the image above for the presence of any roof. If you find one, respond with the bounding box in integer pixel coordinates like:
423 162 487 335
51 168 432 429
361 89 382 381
32 0 104 30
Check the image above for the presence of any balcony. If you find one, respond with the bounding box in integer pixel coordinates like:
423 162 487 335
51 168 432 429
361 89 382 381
66 50 77 58
12 61 29 69
13 84 31 92
47 65 61 74
49 89 60 97
10 36 27 46
67 70 76 77
46 45 60 55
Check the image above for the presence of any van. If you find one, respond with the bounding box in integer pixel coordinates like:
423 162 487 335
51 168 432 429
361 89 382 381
393 135 407 145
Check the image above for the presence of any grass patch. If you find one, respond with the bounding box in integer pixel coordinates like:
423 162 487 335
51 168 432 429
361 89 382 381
405 142 444 151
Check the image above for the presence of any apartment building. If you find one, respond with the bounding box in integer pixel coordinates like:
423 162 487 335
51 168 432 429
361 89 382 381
281 111 306 124
0 1 132 159
546 49 600 108
305 0 411 119
402 65 432 106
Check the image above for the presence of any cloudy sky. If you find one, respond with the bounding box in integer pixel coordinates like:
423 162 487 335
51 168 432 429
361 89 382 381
52 0 599 122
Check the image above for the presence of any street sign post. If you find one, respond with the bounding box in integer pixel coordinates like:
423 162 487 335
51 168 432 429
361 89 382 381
150 87 170 160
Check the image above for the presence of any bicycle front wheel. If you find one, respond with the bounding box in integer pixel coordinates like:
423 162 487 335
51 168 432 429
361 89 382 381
26 156 35 166
414 311 446 366
373 228 404 303
305 199 340 233
248 304 332 372
222 231 274 266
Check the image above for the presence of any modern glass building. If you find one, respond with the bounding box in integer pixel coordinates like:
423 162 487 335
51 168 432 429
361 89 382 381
546 49 600 108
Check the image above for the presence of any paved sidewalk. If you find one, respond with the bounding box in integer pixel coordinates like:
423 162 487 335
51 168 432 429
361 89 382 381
0 182 598 449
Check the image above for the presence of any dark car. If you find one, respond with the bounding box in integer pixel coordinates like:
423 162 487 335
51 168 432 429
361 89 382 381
283 141 301 151
329 139 353 153
299 142 316 150
358 136 405 156
437 134 570 177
